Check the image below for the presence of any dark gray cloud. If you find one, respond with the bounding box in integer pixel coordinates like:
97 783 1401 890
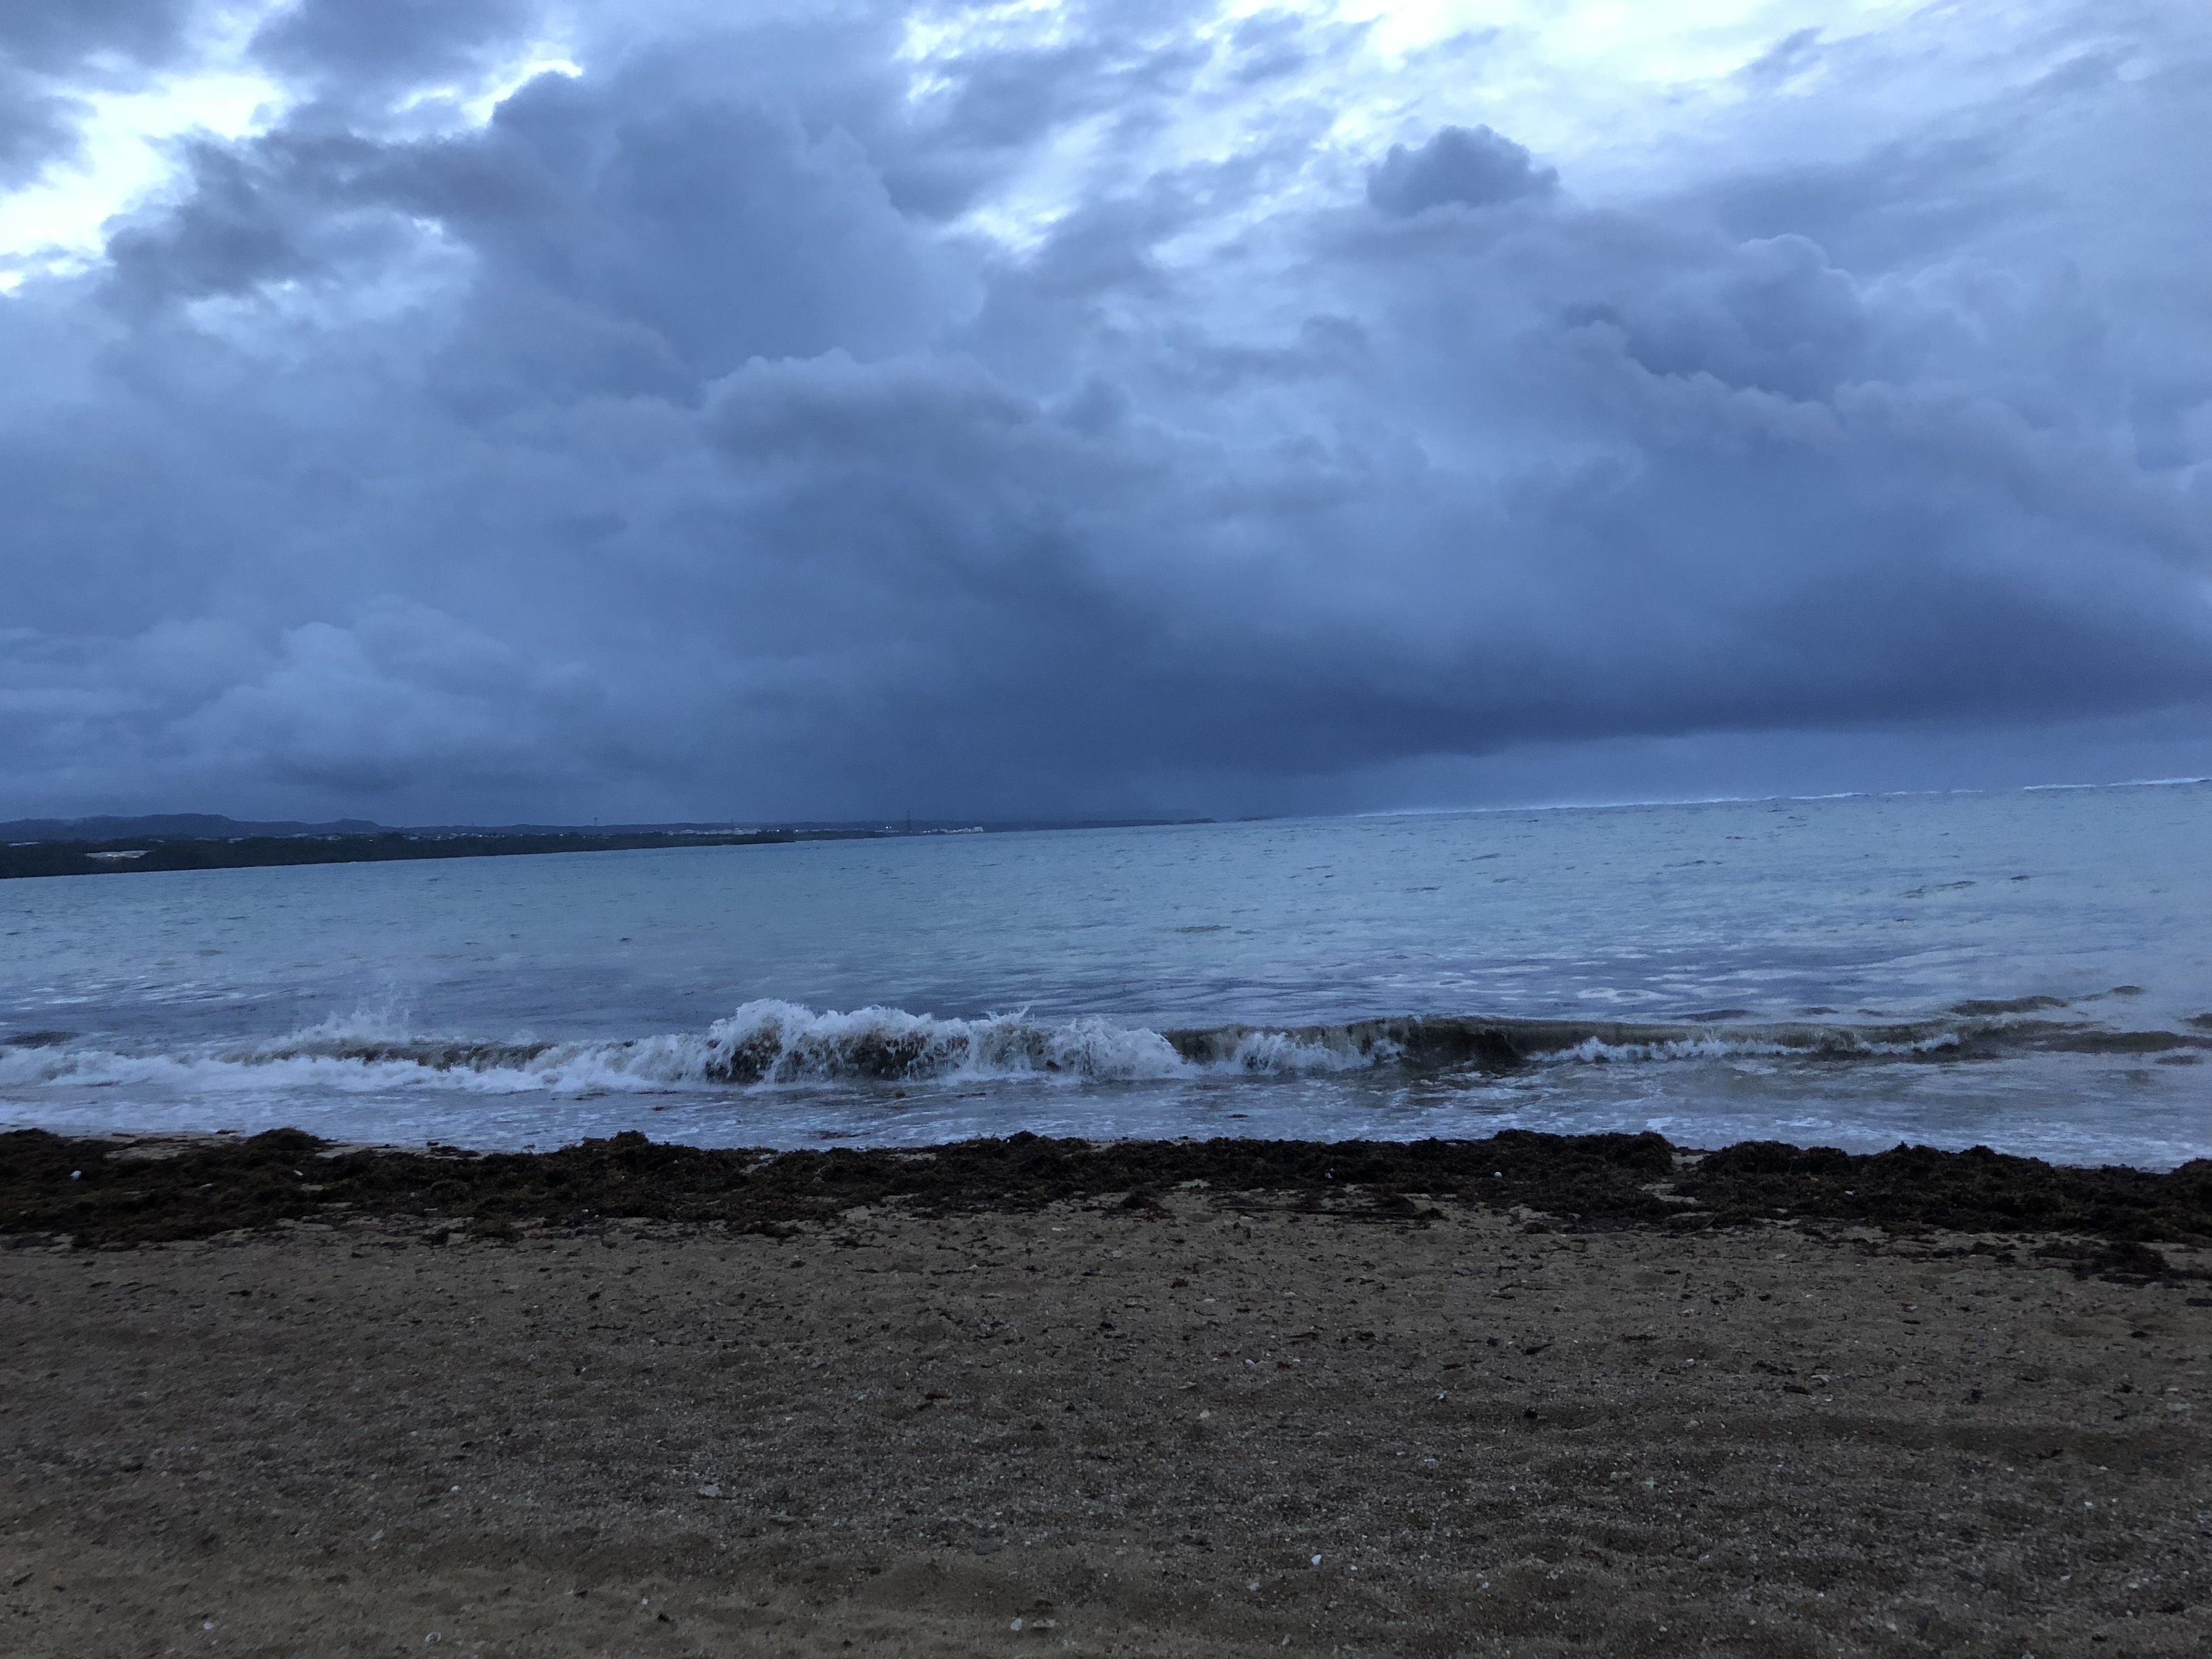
1 0 2207 822
249 0 541 87
1366 125 1556 215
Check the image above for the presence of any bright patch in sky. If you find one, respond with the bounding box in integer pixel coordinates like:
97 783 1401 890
0 14 575 284
0 69 280 284
904 0 1939 251
0 0 1936 281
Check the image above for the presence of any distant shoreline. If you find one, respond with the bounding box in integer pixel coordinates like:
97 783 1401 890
0 827 861 881
0 818 1215 881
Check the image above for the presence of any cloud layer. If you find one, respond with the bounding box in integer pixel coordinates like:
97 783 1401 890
3 0 2208 821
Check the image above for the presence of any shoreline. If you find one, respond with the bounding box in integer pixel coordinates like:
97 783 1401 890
0 827 868 882
7 1126 2208 1255
0 818 1217 882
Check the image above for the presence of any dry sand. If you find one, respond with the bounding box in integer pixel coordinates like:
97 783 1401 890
4 1197 2208 1657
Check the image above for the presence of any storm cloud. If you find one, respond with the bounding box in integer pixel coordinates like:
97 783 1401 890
2 0 2208 821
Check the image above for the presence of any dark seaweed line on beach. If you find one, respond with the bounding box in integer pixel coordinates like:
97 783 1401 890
4 1128 2209 1256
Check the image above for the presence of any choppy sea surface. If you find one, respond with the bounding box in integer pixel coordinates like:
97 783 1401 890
3 783 2207 1167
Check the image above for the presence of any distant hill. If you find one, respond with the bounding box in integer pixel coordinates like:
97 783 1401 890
2 812 1218 843
2 814 763 842
1 814 388 842
0 812 1220 880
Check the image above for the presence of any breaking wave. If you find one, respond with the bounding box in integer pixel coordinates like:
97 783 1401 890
3 1000 2205 1098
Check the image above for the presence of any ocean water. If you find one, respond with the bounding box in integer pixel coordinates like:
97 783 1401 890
2 783 2207 1167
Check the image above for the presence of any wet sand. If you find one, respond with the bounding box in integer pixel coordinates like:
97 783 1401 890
4 1180 2209 1657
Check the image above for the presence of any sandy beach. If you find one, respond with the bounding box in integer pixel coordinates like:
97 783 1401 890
4 1132 2209 1657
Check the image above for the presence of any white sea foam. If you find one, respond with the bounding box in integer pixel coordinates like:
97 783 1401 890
1539 1029 1968 1065
1217 1027 1396 1074
0 1001 1389 1099
3 998 2125 1104
697 1000 1194 1084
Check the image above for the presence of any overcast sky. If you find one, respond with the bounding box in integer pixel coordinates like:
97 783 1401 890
2 0 2207 824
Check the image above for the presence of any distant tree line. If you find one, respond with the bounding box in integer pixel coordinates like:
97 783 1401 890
0 828 882 881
